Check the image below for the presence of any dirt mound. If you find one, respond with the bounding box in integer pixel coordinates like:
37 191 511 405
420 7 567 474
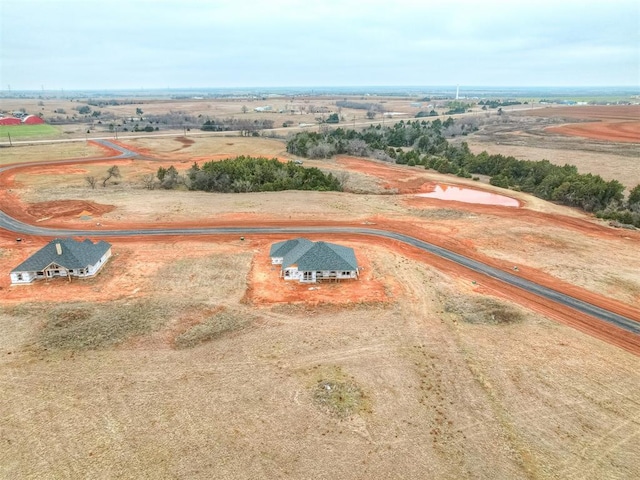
174 136 195 146
26 200 115 220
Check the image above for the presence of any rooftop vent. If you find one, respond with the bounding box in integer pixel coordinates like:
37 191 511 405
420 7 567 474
55 243 62 255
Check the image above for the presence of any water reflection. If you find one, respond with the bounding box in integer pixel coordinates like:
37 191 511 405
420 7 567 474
415 184 519 207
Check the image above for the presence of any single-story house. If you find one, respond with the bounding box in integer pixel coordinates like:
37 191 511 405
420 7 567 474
10 238 112 284
269 238 359 283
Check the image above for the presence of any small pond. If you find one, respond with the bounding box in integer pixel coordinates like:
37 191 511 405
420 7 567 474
415 184 520 207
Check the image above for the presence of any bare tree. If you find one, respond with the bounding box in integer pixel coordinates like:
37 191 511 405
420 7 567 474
241 105 248 114
85 176 97 189
102 165 121 187
336 171 350 189
141 174 156 190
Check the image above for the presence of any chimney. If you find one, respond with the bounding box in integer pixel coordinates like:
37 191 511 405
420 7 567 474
55 243 62 255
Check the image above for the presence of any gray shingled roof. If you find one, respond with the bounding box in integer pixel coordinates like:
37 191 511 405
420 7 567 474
281 240 358 271
269 238 313 258
11 238 111 273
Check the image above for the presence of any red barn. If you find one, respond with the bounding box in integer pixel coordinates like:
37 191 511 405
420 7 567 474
22 115 45 125
0 117 21 125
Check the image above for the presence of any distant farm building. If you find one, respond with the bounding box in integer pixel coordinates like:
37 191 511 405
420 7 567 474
0 117 21 125
270 238 359 283
0 115 45 125
22 115 45 125
10 238 112 284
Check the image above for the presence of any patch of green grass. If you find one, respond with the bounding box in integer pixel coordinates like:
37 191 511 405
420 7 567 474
38 300 169 351
174 307 252 349
309 366 370 419
444 295 524 325
0 124 60 139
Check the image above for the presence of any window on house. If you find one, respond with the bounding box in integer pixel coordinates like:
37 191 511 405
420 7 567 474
17 273 23 281
303 271 313 281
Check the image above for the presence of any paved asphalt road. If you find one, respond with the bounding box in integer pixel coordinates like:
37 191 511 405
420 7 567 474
1 140 638 336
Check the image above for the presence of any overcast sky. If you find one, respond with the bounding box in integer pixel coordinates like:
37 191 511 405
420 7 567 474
1 0 638 90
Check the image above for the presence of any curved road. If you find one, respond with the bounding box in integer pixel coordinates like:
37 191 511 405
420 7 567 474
1 140 638 337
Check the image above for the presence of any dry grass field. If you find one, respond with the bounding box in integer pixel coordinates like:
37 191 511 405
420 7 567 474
0 142 108 166
1 101 639 479
1 239 639 479
466 105 640 188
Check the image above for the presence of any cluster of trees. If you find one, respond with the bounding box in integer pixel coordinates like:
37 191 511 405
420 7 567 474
143 112 201 129
444 101 473 115
184 156 342 193
286 118 476 160
596 185 640 227
415 110 439 118
325 113 340 124
201 118 275 136
286 119 640 227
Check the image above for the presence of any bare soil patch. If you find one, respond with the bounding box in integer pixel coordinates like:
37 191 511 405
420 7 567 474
546 121 640 143
26 200 115 220
521 105 640 121
245 240 397 306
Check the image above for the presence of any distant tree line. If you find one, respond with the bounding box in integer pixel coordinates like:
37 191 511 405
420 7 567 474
86 99 143 107
335 100 385 112
201 118 275 136
286 119 640 227
478 99 522 108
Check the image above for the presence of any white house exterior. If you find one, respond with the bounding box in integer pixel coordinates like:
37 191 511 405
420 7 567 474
10 238 112 284
269 238 359 283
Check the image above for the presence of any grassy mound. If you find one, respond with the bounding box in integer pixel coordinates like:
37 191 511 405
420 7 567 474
309 366 370 419
38 300 169 350
174 308 251 349
445 295 525 325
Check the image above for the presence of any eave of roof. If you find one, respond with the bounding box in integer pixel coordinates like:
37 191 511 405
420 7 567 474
11 238 111 273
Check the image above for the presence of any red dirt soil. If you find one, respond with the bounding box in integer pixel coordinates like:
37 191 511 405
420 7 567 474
26 200 115 220
1 145 639 354
524 105 640 121
520 105 640 143
546 121 640 143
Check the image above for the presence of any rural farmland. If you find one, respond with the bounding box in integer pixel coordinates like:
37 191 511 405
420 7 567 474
0 89 639 479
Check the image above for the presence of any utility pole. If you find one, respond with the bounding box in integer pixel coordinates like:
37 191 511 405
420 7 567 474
7 133 12 146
